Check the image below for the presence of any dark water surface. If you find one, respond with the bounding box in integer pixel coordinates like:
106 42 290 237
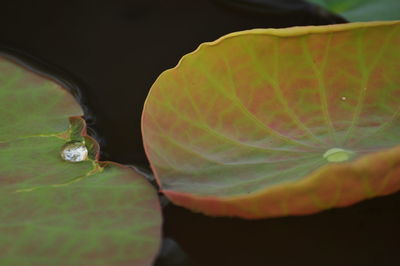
0 1 398 265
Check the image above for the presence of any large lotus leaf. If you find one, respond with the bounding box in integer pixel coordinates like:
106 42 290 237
308 0 400 21
142 21 400 219
0 55 162 265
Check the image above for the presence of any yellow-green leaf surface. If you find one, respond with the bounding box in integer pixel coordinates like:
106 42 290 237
142 21 400 219
0 55 162 265
309 0 400 22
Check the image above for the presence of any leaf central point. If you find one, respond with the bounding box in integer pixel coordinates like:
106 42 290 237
323 148 354 163
60 141 88 162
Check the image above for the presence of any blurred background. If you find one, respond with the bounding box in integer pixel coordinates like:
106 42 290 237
0 1 398 265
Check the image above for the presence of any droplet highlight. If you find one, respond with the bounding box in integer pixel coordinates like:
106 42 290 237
61 142 88 162
323 148 353 163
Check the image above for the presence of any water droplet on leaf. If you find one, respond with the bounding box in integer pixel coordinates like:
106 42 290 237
323 148 353 163
60 142 88 162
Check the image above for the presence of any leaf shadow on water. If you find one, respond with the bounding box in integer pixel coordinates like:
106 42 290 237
160 193 400 266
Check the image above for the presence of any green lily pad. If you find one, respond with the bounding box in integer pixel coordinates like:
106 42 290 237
0 55 162 265
308 0 400 21
142 21 400 219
